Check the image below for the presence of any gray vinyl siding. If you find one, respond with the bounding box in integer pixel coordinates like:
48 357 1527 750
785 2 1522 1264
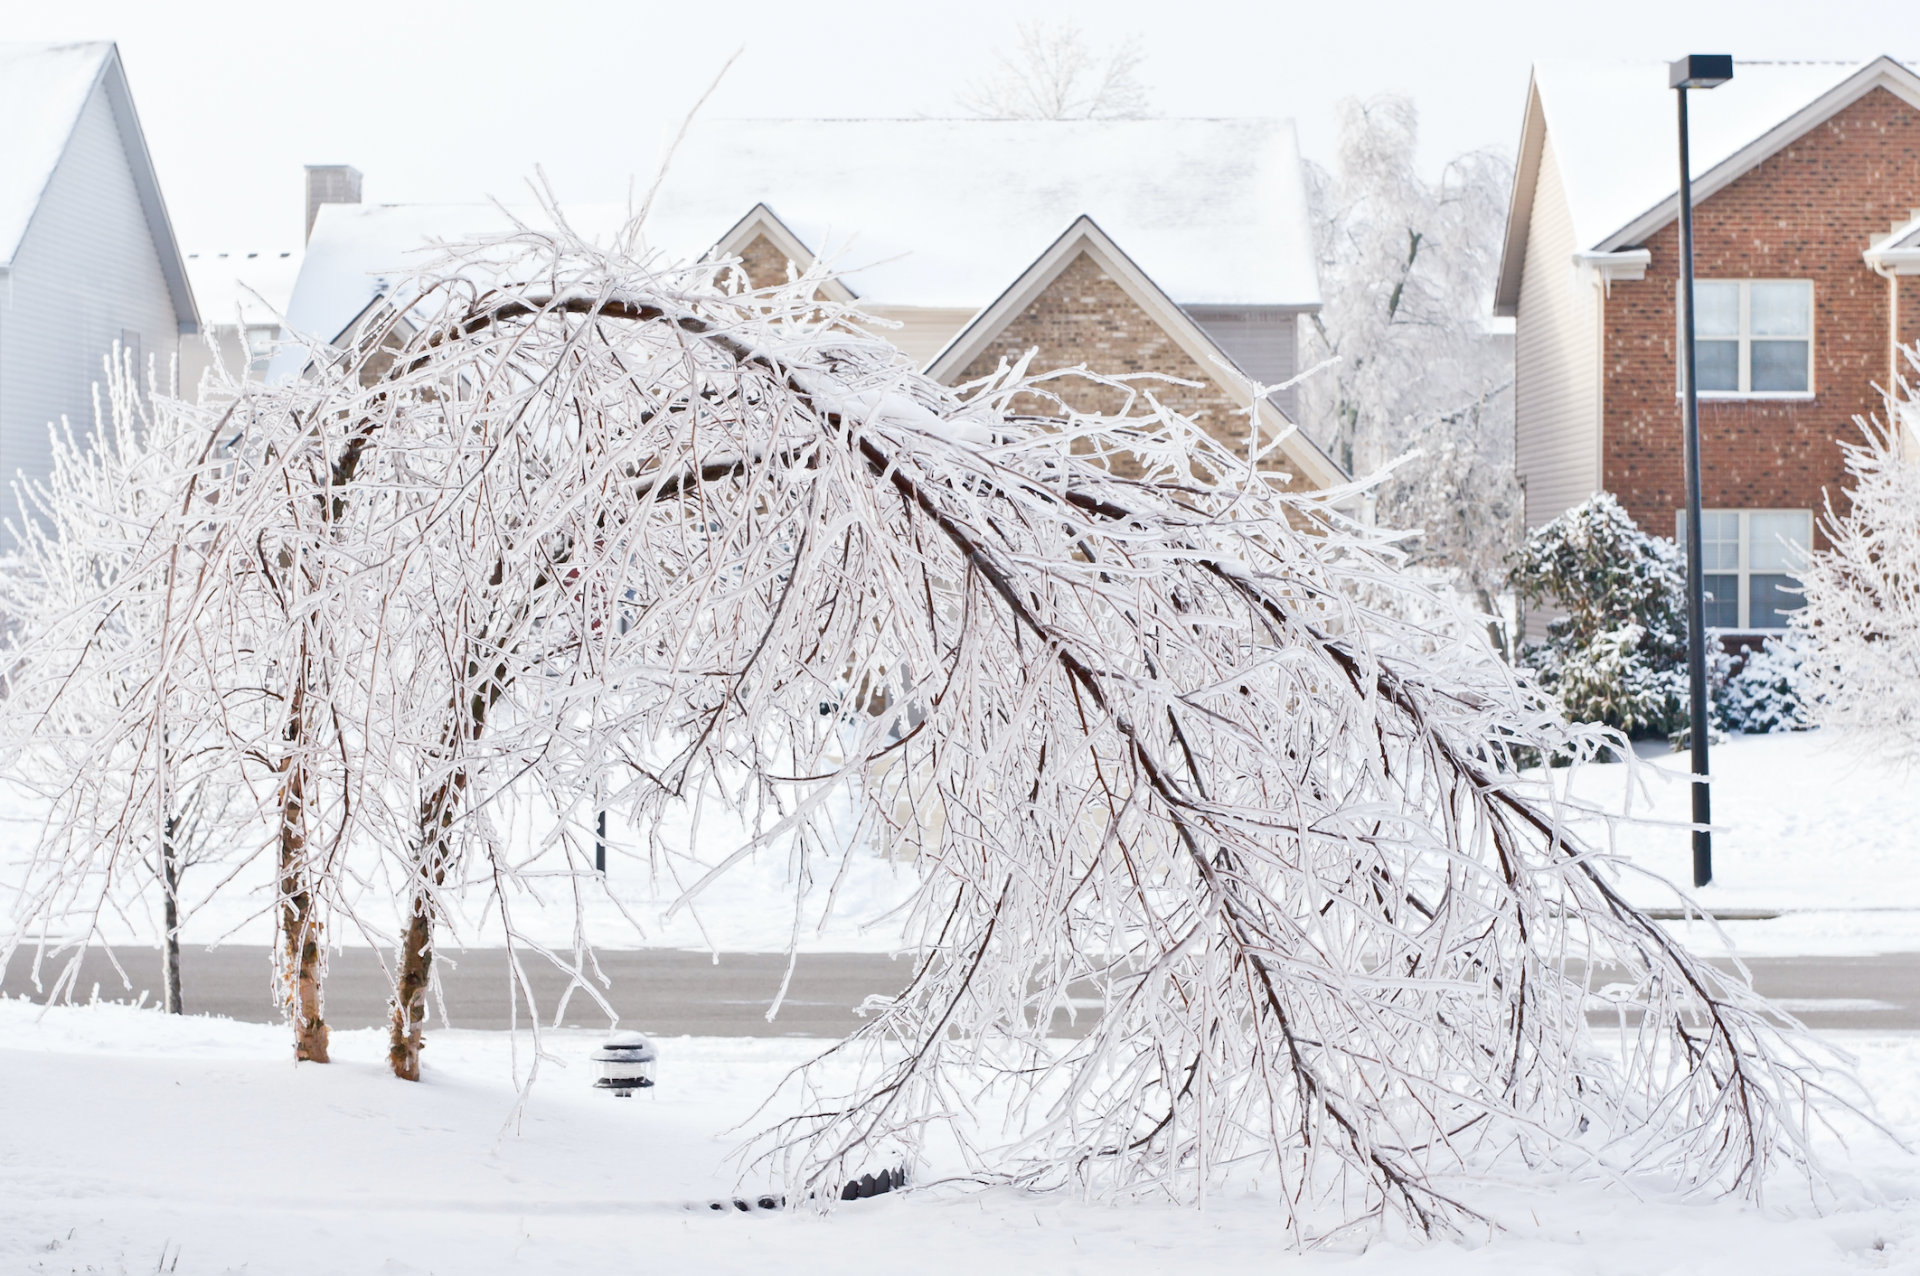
1513 134 1601 532
1185 306 1302 420
0 78 178 517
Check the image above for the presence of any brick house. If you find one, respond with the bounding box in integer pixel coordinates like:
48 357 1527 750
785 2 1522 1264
1496 57 1920 635
280 119 1344 491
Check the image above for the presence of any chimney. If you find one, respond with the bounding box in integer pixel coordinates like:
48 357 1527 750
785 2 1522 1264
304 165 363 243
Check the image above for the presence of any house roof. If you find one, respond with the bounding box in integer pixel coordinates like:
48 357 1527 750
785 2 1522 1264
0 41 197 332
186 249 303 329
1496 57 1920 315
642 118 1320 310
270 201 632 380
927 215 1346 491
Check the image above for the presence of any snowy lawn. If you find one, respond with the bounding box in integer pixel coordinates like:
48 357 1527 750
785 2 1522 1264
1548 728 1920 956
6 729 1909 964
2 998 1916 1276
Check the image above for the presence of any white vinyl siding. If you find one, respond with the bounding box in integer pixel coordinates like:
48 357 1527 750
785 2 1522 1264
1513 134 1602 531
857 306 980 369
1185 306 1304 420
0 79 177 509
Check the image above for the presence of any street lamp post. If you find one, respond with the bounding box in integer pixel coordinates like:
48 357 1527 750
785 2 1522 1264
1671 54 1733 889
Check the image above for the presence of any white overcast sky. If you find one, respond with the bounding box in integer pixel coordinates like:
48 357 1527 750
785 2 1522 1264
11 0 1911 253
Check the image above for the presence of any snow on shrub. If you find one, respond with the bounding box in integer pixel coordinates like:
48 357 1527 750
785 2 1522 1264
1796 383 1920 759
1508 493 1688 735
1713 637 1813 735
0 205 1872 1236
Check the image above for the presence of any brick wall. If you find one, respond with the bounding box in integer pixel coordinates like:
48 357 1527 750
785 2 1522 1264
955 250 1257 454
733 233 794 290
1600 86 1920 546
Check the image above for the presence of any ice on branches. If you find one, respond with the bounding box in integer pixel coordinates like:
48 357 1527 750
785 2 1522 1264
1796 366 1920 758
0 207 1872 1235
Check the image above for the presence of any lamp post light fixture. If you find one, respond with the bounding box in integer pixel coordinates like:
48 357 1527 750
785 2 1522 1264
1670 53 1733 888
593 1030 657 1096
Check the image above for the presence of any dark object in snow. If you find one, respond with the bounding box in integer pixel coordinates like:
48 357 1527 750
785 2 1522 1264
704 1195 785 1211
591 1031 657 1096
841 1166 907 1201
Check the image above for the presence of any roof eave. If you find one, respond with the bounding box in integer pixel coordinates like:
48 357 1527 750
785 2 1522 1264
1493 74 1547 319
96 47 199 334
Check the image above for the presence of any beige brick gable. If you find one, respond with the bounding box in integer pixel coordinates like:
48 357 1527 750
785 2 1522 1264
732 233 798 291
956 250 1254 454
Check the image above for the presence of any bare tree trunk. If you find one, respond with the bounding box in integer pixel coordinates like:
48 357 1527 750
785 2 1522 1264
161 811 183 1015
387 792 454 1082
278 670 328 1062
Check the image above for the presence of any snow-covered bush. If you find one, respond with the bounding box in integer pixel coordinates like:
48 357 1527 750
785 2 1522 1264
1509 493 1688 735
0 206 1868 1236
1713 637 1813 735
1796 383 1920 758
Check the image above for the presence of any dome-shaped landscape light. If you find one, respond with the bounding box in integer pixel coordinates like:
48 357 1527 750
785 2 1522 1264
592 1031 657 1096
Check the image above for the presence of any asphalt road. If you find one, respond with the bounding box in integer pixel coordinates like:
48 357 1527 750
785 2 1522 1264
5 946 1918 1035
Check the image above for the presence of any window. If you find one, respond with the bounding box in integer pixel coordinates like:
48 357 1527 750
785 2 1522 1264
244 325 277 374
1686 280 1813 396
1674 508 1812 630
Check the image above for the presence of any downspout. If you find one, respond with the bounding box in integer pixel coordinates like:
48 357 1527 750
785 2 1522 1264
1869 258 1908 455
1869 258 1898 392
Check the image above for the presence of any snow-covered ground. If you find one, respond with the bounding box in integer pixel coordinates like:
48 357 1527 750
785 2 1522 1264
1 997 1916 1276
1548 729 1920 957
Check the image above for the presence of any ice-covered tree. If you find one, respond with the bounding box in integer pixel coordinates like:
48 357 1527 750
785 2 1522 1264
1301 96 1520 645
956 20 1150 121
0 210 1868 1237
0 348 250 1017
1796 374 1920 756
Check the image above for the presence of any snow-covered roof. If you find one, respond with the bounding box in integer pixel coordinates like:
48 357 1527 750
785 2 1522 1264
0 42 115 267
185 250 304 329
1497 57 1920 314
277 118 1319 369
645 118 1319 310
0 40 197 331
271 201 637 380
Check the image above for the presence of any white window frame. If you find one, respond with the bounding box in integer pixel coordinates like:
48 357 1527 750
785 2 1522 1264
1674 508 1812 632
1680 278 1816 400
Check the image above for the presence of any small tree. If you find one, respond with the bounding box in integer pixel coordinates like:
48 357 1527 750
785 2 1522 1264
1509 493 1689 735
0 348 247 1016
956 20 1150 120
1796 378 1920 756
0 210 1869 1237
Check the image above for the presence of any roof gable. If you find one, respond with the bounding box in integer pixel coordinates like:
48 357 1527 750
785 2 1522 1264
926 215 1345 491
1497 57 1920 312
708 202 857 303
0 41 198 333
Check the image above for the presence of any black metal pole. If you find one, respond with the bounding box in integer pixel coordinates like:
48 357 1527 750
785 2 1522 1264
1676 85 1713 887
596 808 607 874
